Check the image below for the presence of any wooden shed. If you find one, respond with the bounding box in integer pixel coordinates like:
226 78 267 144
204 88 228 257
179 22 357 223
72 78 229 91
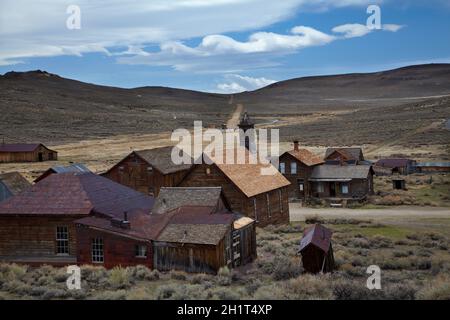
279 141 324 201
102 146 192 196
0 172 31 202
0 143 57 163
375 158 417 175
179 147 291 226
299 224 334 274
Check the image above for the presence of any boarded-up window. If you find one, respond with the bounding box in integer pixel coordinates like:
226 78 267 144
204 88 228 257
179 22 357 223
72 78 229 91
92 238 104 263
56 226 69 255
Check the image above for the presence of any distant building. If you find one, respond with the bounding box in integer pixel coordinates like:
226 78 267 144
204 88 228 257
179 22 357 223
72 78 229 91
416 162 450 174
34 163 91 183
375 158 417 175
309 164 374 203
0 172 31 202
279 141 324 200
102 146 192 196
238 112 255 150
299 224 334 274
324 147 364 165
0 143 57 163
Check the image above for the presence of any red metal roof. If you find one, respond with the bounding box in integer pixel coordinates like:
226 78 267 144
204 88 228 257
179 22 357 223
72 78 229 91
0 172 154 217
0 143 41 153
299 224 333 253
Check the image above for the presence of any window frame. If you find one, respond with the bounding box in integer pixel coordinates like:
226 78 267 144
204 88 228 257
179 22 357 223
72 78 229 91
279 162 285 174
290 162 297 174
92 238 104 263
135 244 147 258
341 183 349 194
55 226 69 256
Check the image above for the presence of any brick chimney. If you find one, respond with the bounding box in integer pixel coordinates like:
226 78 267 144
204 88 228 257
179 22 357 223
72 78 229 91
293 140 299 151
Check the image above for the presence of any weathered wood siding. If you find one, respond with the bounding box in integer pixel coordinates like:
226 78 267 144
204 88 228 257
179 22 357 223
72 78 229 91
0 145 57 163
235 223 257 265
301 244 335 274
103 153 189 196
179 164 289 226
311 174 374 199
0 216 79 259
76 225 153 269
153 239 226 274
279 153 315 200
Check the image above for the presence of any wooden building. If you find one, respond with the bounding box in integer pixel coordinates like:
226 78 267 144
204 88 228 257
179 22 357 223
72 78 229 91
0 172 31 203
324 147 364 165
279 141 324 201
102 146 192 196
34 163 91 183
76 187 256 273
179 148 291 226
0 143 57 163
309 165 374 204
0 172 154 266
299 224 334 274
375 158 417 175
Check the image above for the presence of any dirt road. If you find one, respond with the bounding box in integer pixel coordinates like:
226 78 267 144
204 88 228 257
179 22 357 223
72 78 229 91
289 203 450 221
226 104 243 129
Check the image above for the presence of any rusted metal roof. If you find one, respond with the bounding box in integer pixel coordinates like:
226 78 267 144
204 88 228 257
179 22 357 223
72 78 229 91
0 172 154 217
0 143 41 152
376 158 414 168
286 149 324 166
0 172 31 196
204 147 291 198
299 224 332 253
152 187 223 214
34 163 91 183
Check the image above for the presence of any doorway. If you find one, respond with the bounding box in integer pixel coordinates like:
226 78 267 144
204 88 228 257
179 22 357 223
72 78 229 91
297 179 305 198
38 152 43 162
329 183 336 197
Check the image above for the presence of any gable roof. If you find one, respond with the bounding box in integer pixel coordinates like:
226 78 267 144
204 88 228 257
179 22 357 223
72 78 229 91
34 163 91 183
152 187 224 214
284 149 324 166
0 172 154 217
375 158 414 168
310 164 372 181
0 172 31 195
299 224 332 253
134 146 193 174
204 147 291 198
0 143 56 153
324 147 364 161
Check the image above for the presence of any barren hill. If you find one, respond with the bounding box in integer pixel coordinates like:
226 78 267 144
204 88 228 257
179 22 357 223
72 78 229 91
0 64 449 152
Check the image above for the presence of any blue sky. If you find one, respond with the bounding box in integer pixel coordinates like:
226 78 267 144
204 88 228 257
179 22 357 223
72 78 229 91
0 0 449 92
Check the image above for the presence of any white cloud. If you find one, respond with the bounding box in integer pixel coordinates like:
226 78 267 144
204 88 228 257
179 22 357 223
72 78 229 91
332 23 405 38
217 74 276 93
0 0 381 65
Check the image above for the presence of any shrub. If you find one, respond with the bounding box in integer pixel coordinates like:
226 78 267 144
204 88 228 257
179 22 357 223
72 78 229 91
108 267 132 289
369 236 393 248
81 265 108 288
210 287 242 300
284 275 334 300
190 273 210 284
130 265 159 281
416 275 450 300
170 270 187 281
95 290 127 300
272 256 300 281
156 284 207 300
216 266 232 286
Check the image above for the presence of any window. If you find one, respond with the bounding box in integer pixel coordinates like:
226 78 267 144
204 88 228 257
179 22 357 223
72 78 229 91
253 197 258 221
92 238 104 263
266 193 271 218
147 166 153 173
279 162 285 174
56 226 69 255
316 182 324 193
119 166 124 172
290 162 297 174
206 167 211 175
298 179 305 192
341 183 349 194
135 245 147 258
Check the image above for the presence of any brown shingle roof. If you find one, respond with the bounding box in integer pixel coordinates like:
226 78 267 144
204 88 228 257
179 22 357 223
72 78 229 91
205 147 290 198
0 172 154 217
324 147 364 161
0 172 31 195
286 149 324 166
152 187 223 214
310 164 372 181
0 143 56 153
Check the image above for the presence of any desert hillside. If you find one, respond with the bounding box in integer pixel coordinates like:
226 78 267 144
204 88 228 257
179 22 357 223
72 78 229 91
0 64 449 160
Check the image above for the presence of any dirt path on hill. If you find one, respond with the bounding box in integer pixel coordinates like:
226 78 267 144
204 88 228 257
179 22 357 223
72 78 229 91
226 103 243 129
